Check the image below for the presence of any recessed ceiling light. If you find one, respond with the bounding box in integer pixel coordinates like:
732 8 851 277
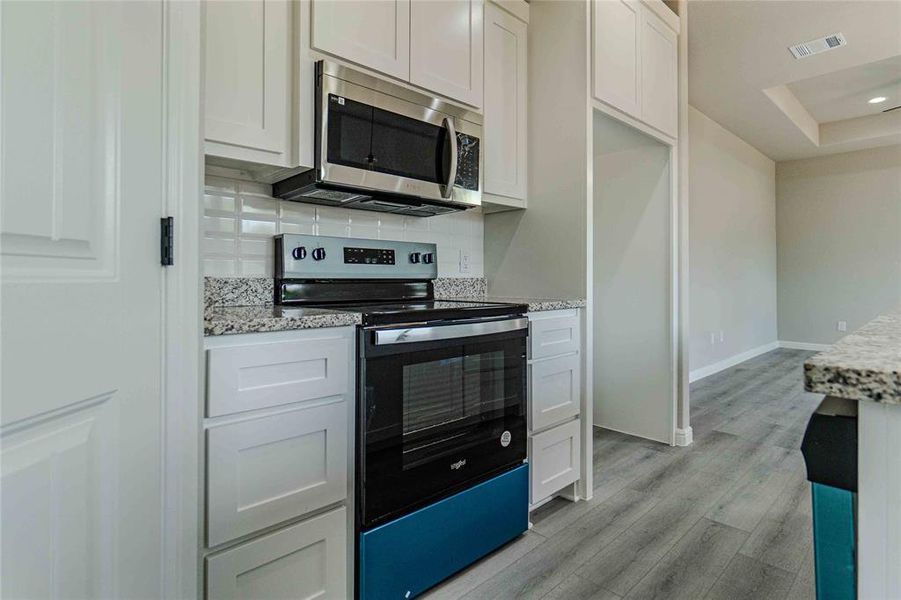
869 96 887 104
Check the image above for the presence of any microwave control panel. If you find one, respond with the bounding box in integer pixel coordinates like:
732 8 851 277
454 133 480 192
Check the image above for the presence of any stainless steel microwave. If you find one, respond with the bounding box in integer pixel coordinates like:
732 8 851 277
273 61 482 217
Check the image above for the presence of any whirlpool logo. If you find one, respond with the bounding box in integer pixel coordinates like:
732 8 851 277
450 459 467 471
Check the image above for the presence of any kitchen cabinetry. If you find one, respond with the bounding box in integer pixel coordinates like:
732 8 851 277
310 0 410 81
527 309 582 507
410 0 484 108
309 0 483 108
203 327 354 597
592 0 678 138
483 1 528 209
206 507 347 599
639 8 678 137
204 0 292 166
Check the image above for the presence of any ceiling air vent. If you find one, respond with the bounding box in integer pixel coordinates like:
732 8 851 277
789 33 846 59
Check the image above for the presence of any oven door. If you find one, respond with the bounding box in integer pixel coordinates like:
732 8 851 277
358 318 528 529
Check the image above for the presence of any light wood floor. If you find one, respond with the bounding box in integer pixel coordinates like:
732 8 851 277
423 348 821 600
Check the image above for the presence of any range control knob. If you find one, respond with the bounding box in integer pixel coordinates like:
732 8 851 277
409 252 421 264
291 246 307 260
311 247 327 261
422 252 434 264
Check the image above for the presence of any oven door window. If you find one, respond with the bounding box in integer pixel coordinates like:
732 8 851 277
326 94 452 184
361 335 526 528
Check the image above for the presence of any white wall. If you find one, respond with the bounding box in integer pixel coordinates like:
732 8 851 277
593 112 673 444
688 106 777 376
777 145 901 345
484 0 588 298
202 175 485 277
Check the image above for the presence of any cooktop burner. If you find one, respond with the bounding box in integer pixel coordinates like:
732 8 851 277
322 299 527 326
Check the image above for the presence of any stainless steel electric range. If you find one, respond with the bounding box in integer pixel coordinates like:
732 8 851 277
275 234 530 599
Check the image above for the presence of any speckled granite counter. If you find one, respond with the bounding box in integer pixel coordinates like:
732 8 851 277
205 305 361 336
804 309 901 404
436 294 586 313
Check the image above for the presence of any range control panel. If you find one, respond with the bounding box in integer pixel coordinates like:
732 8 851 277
344 247 396 265
277 234 437 280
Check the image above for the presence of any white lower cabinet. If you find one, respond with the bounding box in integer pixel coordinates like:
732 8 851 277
527 308 583 507
203 327 354 597
529 419 581 504
206 506 347 600
528 309 581 360
206 398 348 547
530 352 580 432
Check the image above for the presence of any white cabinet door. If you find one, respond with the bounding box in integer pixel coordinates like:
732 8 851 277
206 507 347 600
1 2 169 597
483 2 527 201
410 0 484 107
311 0 411 81
528 309 581 361
206 399 348 547
640 8 678 138
592 0 640 117
530 353 581 433
529 419 581 504
206 334 349 417
204 0 291 166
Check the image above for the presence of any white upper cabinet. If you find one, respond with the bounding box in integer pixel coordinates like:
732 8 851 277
592 0 640 117
640 8 678 138
592 0 678 138
410 0 484 107
311 0 411 81
483 1 528 204
204 0 292 166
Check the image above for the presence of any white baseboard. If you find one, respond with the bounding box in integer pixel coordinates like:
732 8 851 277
689 341 780 383
674 426 693 446
779 340 832 352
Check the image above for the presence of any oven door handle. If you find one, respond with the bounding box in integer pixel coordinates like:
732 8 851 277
442 117 457 199
373 317 528 346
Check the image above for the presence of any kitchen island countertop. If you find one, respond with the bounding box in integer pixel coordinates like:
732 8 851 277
804 308 901 404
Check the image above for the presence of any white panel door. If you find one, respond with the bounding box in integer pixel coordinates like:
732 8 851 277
206 399 348 547
530 353 581 433
640 8 678 138
592 0 641 117
205 0 291 166
1 1 166 597
206 507 347 600
410 0 484 107
483 2 527 201
311 0 411 81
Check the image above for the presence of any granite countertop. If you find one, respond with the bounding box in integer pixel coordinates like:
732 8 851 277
436 294 586 312
203 276 586 336
205 305 361 336
804 309 901 404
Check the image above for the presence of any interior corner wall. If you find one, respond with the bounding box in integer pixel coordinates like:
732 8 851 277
483 0 588 298
776 145 901 345
688 106 778 376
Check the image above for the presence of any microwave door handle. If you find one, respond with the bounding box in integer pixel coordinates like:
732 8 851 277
443 117 457 199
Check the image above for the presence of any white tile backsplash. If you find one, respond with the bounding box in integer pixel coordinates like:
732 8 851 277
202 175 485 278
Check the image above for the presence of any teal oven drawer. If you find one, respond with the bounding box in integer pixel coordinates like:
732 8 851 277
359 464 529 599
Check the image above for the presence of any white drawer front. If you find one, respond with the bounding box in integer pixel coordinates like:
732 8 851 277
530 353 581 432
529 310 580 360
529 419 581 504
207 400 348 547
206 506 347 600
207 335 349 417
